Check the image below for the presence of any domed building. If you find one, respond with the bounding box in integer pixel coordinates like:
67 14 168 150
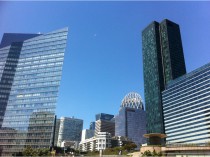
115 92 146 148
121 92 144 110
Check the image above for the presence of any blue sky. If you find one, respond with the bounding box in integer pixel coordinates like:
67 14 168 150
0 1 210 129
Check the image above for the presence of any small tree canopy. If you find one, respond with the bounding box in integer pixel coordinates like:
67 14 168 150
22 146 51 156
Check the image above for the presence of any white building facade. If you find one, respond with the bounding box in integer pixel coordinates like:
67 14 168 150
79 132 112 152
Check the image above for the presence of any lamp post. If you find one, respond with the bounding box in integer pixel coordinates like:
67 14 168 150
99 149 103 157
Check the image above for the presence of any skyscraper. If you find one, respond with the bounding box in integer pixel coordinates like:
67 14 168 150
0 33 40 128
0 28 68 155
57 117 83 147
95 119 115 137
94 113 115 136
89 121 95 130
142 19 186 134
95 113 114 121
159 20 186 84
81 129 94 141
115 92 146 148
162 62 210 144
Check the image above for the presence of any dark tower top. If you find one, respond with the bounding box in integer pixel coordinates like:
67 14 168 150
0 33 41 48
160 19 186 85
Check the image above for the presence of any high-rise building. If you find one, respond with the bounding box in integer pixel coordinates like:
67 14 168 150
142 19 186 134
89 121 95 130
115 92 146 147
95 113 114 121
57 117 83 147
159 20 186 84
0 28 68 155
81 129 94 141
162 62 210 144
94 113 115 136
95 119 115 137
0 33 40 128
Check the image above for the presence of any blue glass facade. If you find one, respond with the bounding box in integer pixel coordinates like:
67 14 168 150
89 121 95 130
115 92 146 148
0 34 40 128
95 121 115 136
95 113 114 121
57 117 83 147
0 43 22 129
94 113 115 136
115 107 146 148
162 62 210 144
0 28 68 155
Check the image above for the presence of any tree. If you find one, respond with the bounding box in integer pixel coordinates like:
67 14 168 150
141 150 162 157
86 150 99 156
22 146 51 156
53 146 64 154
103 148 119 155
123 142 137 151
66 147 75 153
37 148 51 156
22 146 37 156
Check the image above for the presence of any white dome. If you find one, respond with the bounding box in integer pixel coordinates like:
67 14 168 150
121 92 144 110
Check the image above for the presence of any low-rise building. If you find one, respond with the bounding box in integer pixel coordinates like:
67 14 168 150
79 137 96 152
111 136 132 147
141 133 210 156
95 132 112 151
79 132 132 152
61 140 80 150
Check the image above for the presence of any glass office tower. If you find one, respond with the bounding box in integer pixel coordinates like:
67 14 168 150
142 19 186 134
57 117 83 147
0 28 68 155
94 113 115 136
95 118 115 137
163 62 210 144
115 92 146 148
0 34 40 128
95 113 114 121
89 121 95 130
159 20 186 85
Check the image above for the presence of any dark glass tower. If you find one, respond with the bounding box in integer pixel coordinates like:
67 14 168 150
160 20 186 84
142 19 186 134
